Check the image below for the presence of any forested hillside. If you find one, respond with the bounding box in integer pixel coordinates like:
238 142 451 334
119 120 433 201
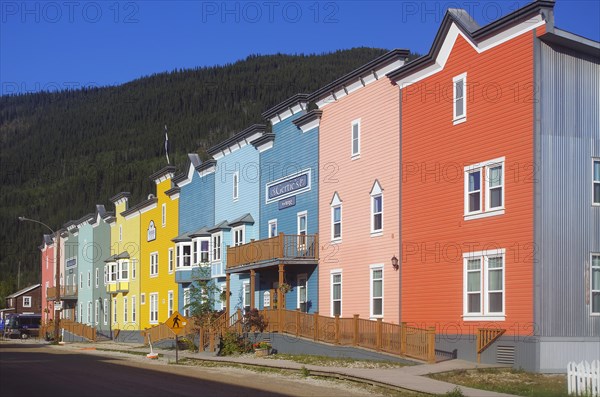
0 47 413 306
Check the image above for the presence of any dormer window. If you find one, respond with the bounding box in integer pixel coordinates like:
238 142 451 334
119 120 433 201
453 73 467 124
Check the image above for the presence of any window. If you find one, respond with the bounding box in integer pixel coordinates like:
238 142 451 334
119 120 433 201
79 302 83 322
297 274 307 313
119 225 122 242
103 299 108 325
212 233 222 261
351 119 360 157
131 296 136 323
104 266 108 284
87 271 91 287
593 159 600 205
123 297 128 323
183 288 190 317
219 285 225 311
268 219 278 238
370 266 383 318
150 293 158 324
370 181 383 234
95 268 99 288
233 226 244 247
109 263 117 282
168 291 174 317
120 260 129 280
233 171 239 200
453 73 466 123
331 272 342 317
150 252 158 276
199 239 209 263
297 211 307 248
132 260 136 280
162 204 166 227
113 299 117 323
79 273 83 288
591 254 600 315
168 248 174 273
23 296 31 308
87 301 92 324
141 293 145 305
464 158 505 219
179 244 191 267
463 249 506 320
243 283 250 311
94 300 99 325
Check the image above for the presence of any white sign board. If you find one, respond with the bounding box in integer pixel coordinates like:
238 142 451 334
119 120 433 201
54 302 63 311
263 291 271 307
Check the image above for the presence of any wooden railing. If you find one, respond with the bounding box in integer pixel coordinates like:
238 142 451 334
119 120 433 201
476 328 506 363
255 309 436 363
46 285 78 300
61 319 97 341
227 233 318 269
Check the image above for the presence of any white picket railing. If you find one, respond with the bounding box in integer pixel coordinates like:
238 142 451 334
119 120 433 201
568 360 600 396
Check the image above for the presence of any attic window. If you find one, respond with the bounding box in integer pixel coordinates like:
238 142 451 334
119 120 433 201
453 73 467 124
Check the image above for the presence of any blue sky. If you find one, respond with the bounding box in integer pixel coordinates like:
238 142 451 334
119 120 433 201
1 0 598 95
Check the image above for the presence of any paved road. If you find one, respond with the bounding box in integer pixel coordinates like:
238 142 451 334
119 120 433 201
0 342 374 397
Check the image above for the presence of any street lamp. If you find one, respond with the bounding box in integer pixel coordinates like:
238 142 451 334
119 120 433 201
19 216 61 343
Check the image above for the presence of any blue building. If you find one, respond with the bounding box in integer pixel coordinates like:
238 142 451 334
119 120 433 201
207 125 265 316
172 154 216 315
226 94 321 315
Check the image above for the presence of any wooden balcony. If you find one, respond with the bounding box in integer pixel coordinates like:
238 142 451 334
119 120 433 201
46 286 78 300
226 233 318 271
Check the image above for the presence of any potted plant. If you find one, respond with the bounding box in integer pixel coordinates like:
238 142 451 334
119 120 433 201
278 283 292 294
253 341 271 357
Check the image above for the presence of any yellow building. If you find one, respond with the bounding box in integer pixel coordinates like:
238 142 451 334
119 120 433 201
139 166 179 329
106 192 141 334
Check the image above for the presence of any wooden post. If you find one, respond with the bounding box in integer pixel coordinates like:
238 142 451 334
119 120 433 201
199 327 205 352
376 318 383 351
295 310 300 336
334 315 340 344
427 326 436 364
225 273 230 320
209 330 215 352
353 314 359 346
313 312 319 341
279 232 285 258
236 308 242 334
476 330 481 363
401 322 407 355
250 270 255 310
278 263 284 333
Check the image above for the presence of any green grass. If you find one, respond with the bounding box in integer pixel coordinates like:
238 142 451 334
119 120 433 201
429 368 567 397
265 353 410 368
95 347 163 358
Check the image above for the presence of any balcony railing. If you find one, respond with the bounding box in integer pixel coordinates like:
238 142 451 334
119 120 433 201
47 286 78 300
226 233 318 270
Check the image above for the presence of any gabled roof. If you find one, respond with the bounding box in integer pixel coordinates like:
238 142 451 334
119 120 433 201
196 159 217 173
207 220 230 233
388 1 556 83
173 153 202 185
109 192 131 203
104 251 130 263
149 165 177 182
7 284 41 298
229 213 255 227
262 93 309 121
207 124 266 156
172 231 192 243
189 226 211 237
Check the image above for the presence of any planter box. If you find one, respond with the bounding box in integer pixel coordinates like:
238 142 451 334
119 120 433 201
254 348 270 357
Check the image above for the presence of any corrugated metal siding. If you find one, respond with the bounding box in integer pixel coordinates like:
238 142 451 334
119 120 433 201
537 40 600 337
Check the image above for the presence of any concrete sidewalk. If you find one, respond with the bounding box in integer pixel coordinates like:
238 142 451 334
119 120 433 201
60 340 516 397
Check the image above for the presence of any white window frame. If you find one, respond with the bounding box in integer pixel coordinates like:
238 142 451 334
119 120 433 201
79 272 83 289
370 181 383 235
453 72 467 124
233 226 244 247
140 293 145 305
168 290 174 317
331 270 342 317
183 288 190 317
233 171 239 201
87 301 92 324
351 119 361 158
462 249 506 321
370 265 384 318
103 298 108 325
177 243 192 268
297 274 308 312
113 299 117 324
123 296 128 323
132 260 136 280
243 282 250 311
297 211 308 250
591 253 600 316
79 302 83 322
150 252 159 277
162 203 166 227
23 296 31 308
464 157 505 220
131 295 136 323
120 260 129 281
94 300 99 324
150 293 158 324
331 194 342 242
168 248 174 273
211 232 222 262
268 219 278 238
593 159 600 206
87 271 91 288
198 238 210 263
95 268 99 288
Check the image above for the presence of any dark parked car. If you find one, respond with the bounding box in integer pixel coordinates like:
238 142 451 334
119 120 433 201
4 314 41 339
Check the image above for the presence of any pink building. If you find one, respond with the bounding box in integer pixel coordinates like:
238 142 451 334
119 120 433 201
39 234 55 323
315 50 408 324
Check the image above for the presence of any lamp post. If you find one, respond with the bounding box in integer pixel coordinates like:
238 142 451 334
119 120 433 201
19 216 61 343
